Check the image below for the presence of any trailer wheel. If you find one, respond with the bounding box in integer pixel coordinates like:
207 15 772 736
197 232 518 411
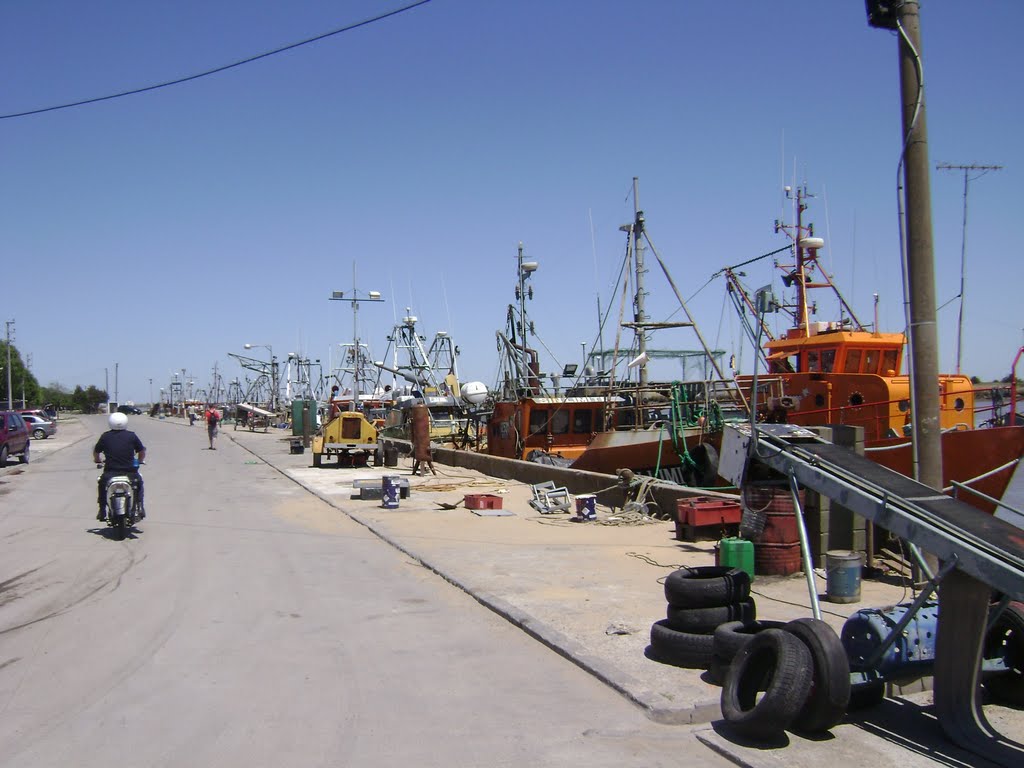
721 628 813 740
783 618 851 733
649 619 715 669
664 566 751 609
666 599 756 634
313 453 322 468
984 601 1024 706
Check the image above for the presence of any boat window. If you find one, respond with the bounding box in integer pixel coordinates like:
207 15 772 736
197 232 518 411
807 351 820 372
573 409 593 434
954 397 965 412
881 349 898 375
844 349 862 373
550 408 570 435
528 409 548 436
820 349 836 372
863 349 879 374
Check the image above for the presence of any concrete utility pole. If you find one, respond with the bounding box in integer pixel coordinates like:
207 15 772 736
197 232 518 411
936 162 1003 374
5 320 14 410
893 2 942 493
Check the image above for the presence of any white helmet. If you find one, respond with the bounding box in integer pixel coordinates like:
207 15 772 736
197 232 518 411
109 412 129 430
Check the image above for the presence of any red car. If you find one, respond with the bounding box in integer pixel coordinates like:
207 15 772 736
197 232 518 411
1 410 31 466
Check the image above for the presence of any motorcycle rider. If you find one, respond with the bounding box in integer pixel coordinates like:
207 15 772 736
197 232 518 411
93 412 146 521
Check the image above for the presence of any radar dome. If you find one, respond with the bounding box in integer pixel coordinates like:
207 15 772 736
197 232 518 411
460 381 488 405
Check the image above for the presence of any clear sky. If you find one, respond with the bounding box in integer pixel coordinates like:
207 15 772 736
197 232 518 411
2 1 1022 404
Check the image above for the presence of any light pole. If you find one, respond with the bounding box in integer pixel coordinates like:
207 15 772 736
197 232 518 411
244 343 278 413
329 284 384 398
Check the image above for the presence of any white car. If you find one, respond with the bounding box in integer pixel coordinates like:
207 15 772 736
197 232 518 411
22 414 57 439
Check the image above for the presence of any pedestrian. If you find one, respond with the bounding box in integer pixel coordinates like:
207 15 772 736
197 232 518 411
205 404 221 449
188 405 196 427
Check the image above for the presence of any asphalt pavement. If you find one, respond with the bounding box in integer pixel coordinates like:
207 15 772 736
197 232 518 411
12 413 1021 767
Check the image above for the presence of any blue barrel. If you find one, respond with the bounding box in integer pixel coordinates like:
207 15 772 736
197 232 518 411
826 550 862 603
382 476 400 509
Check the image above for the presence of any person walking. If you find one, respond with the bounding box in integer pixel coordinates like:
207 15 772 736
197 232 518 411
188 405 197 427
205 404 221 449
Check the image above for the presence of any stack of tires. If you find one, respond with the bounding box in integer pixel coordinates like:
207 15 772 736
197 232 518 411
649 566 755 670
719 618 852 739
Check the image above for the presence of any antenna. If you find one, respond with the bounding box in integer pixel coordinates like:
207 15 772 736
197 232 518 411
936 162 1003 373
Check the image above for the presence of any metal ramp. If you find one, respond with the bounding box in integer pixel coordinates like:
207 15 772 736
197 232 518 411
722 423 1023 766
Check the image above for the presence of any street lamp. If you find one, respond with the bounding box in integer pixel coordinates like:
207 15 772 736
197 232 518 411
330 287 384 397
244 343 278 413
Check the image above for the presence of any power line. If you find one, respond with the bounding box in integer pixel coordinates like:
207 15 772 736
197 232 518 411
0 0 433 121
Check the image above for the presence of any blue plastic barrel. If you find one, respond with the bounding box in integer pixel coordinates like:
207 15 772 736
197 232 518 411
826 550 862 603
382 475 400 509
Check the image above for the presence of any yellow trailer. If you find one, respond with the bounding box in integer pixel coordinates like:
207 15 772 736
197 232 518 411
311 411 378 467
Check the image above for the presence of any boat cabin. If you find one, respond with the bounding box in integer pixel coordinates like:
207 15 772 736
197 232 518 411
487 396 612 461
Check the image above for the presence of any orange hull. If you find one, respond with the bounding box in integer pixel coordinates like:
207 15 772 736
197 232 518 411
866 426 1024 513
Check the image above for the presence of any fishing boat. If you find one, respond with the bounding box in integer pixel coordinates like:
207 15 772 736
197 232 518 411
727 185 1024 512
485 183 747 487
372 311 483 445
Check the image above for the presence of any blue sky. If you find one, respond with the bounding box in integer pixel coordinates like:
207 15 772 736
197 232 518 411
2 0 1022 403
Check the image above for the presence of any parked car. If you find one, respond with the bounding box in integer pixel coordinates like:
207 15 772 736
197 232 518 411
18 408 55 422
22 413 57 439
117 404 143 415
0 410 31 466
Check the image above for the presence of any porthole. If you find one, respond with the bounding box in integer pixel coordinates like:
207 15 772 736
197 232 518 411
898 399 910 413
815 395 825 407
954 397 965 412
850 392 864 407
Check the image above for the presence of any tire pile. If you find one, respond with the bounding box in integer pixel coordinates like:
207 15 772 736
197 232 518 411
650 566 755 671
649 565 853 739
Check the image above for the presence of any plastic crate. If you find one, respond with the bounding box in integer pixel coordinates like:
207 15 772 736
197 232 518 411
464 494 503 510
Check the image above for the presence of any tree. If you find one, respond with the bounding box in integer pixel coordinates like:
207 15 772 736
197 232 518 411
0 340 40 407
71 385 108 414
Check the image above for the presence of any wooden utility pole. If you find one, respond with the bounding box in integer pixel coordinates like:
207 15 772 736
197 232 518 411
936 162 1003 373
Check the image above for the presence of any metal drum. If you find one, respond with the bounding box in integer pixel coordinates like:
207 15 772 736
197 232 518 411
841 600 939 677
382 475 400 509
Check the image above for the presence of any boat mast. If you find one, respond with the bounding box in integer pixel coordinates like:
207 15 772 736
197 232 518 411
631 177 649 388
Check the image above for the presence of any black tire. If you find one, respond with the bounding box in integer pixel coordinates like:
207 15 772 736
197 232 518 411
113 515 126 541
714 620 788 661
649 619 716 669
667 599 757 634
664 566 751 608
721 628 814 740
984 602 1024 706
33 428 46 440
707 654 730 686
313 452 322 468
783 618 851 733
0 445 7 467
19 442 29 464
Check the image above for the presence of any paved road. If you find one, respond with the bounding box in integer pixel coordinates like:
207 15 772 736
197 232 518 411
0 416 731 768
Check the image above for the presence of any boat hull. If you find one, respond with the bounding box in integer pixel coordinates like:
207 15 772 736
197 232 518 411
865 426 1024 514
569 427 722 486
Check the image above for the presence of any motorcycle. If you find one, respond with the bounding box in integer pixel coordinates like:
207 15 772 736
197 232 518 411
98 463 145 540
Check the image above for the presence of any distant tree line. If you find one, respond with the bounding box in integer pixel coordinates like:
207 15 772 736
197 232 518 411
0 341 108 413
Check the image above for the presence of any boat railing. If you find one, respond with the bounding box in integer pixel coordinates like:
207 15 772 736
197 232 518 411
601 378 748 432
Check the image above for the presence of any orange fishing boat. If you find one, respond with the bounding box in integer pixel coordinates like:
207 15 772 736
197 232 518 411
730 186 1024 512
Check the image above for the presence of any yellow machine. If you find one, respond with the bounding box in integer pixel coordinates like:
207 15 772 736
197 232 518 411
311 411 378 467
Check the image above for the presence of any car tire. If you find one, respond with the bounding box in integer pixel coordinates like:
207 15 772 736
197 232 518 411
33 429 46 440
666 599 757 634
19 442 29 464
0 445 7 467
664 566 751 608
783 618 851 733
649 619 716 669
713 619 788 662
721 628 814 740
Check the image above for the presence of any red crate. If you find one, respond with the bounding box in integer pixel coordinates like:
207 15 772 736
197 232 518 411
464 494 503 510
677 497 742 528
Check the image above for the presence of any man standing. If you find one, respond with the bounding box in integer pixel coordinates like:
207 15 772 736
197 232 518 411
93 412 146 521
205 404 221 449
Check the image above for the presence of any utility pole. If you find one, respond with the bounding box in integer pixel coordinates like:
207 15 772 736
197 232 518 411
5 320 14 410
936 162 1003 373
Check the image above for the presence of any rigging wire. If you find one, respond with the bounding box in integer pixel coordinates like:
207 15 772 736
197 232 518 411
0 0 433 121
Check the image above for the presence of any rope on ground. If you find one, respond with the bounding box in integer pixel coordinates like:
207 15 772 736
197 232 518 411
626 552 684 569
